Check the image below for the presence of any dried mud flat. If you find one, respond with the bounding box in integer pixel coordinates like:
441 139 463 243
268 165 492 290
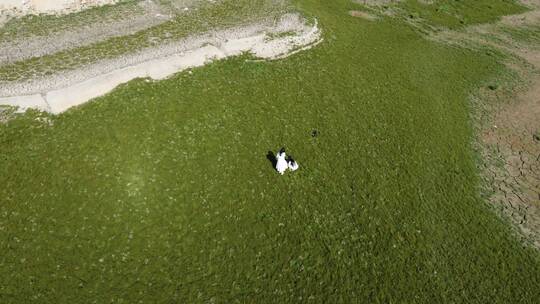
481 62 540 248
479 17 540 247
372 0 540 247
437 2 540 247
353 0 402 6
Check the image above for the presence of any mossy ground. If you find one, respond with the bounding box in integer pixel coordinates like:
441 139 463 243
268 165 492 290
1 0 539 303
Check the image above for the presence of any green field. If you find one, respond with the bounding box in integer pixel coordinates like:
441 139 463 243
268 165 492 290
1 0 540 303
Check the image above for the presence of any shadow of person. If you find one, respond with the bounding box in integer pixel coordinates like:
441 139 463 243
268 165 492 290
266 151 277 170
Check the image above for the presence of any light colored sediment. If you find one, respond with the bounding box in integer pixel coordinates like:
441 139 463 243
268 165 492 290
0 0 173 64
348 10 378 21
0 13 322 114
353 0 402 6
0 0 218 64
0 0 120 15
501 7 540 27
0 93 49 111
43 44 224 114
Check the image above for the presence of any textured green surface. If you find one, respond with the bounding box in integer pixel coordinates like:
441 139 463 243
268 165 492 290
1 0 539 303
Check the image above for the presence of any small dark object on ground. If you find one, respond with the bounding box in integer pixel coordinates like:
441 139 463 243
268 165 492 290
533 133 540 142
488 84 498 90
312 130 319 137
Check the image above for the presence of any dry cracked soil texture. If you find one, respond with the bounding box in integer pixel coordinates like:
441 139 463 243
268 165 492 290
437 5 540 247
482 69 540 248
474 4 540 247
361 0 540 248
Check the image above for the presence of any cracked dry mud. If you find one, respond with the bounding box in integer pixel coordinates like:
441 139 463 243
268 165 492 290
474 3 540 247
367 0 540 248
482 72 540 248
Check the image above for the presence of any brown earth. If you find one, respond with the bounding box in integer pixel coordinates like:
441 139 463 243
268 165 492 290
353 0 401 6
349 10 378 21
367 0 540 247
476 4 540 247
482 71 540 247
443 2 540 247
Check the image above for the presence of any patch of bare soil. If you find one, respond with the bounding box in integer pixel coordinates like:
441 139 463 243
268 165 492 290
353 0 401 6
0 0 213 65
349 10 378 21
501 7 540 27
435 1 540 248
482 73 540 248
416 0 540 247
478 7 540 248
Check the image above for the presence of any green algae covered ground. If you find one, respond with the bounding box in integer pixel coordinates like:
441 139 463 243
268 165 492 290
1 0 539 303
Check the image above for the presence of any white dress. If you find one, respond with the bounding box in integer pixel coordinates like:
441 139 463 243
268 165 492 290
276 152 288 175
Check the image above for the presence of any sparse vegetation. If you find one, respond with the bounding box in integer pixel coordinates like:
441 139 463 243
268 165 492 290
0 105 15 123
355 0 527 29
397 0 527 28
0 0 293 82
0 1 143 42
